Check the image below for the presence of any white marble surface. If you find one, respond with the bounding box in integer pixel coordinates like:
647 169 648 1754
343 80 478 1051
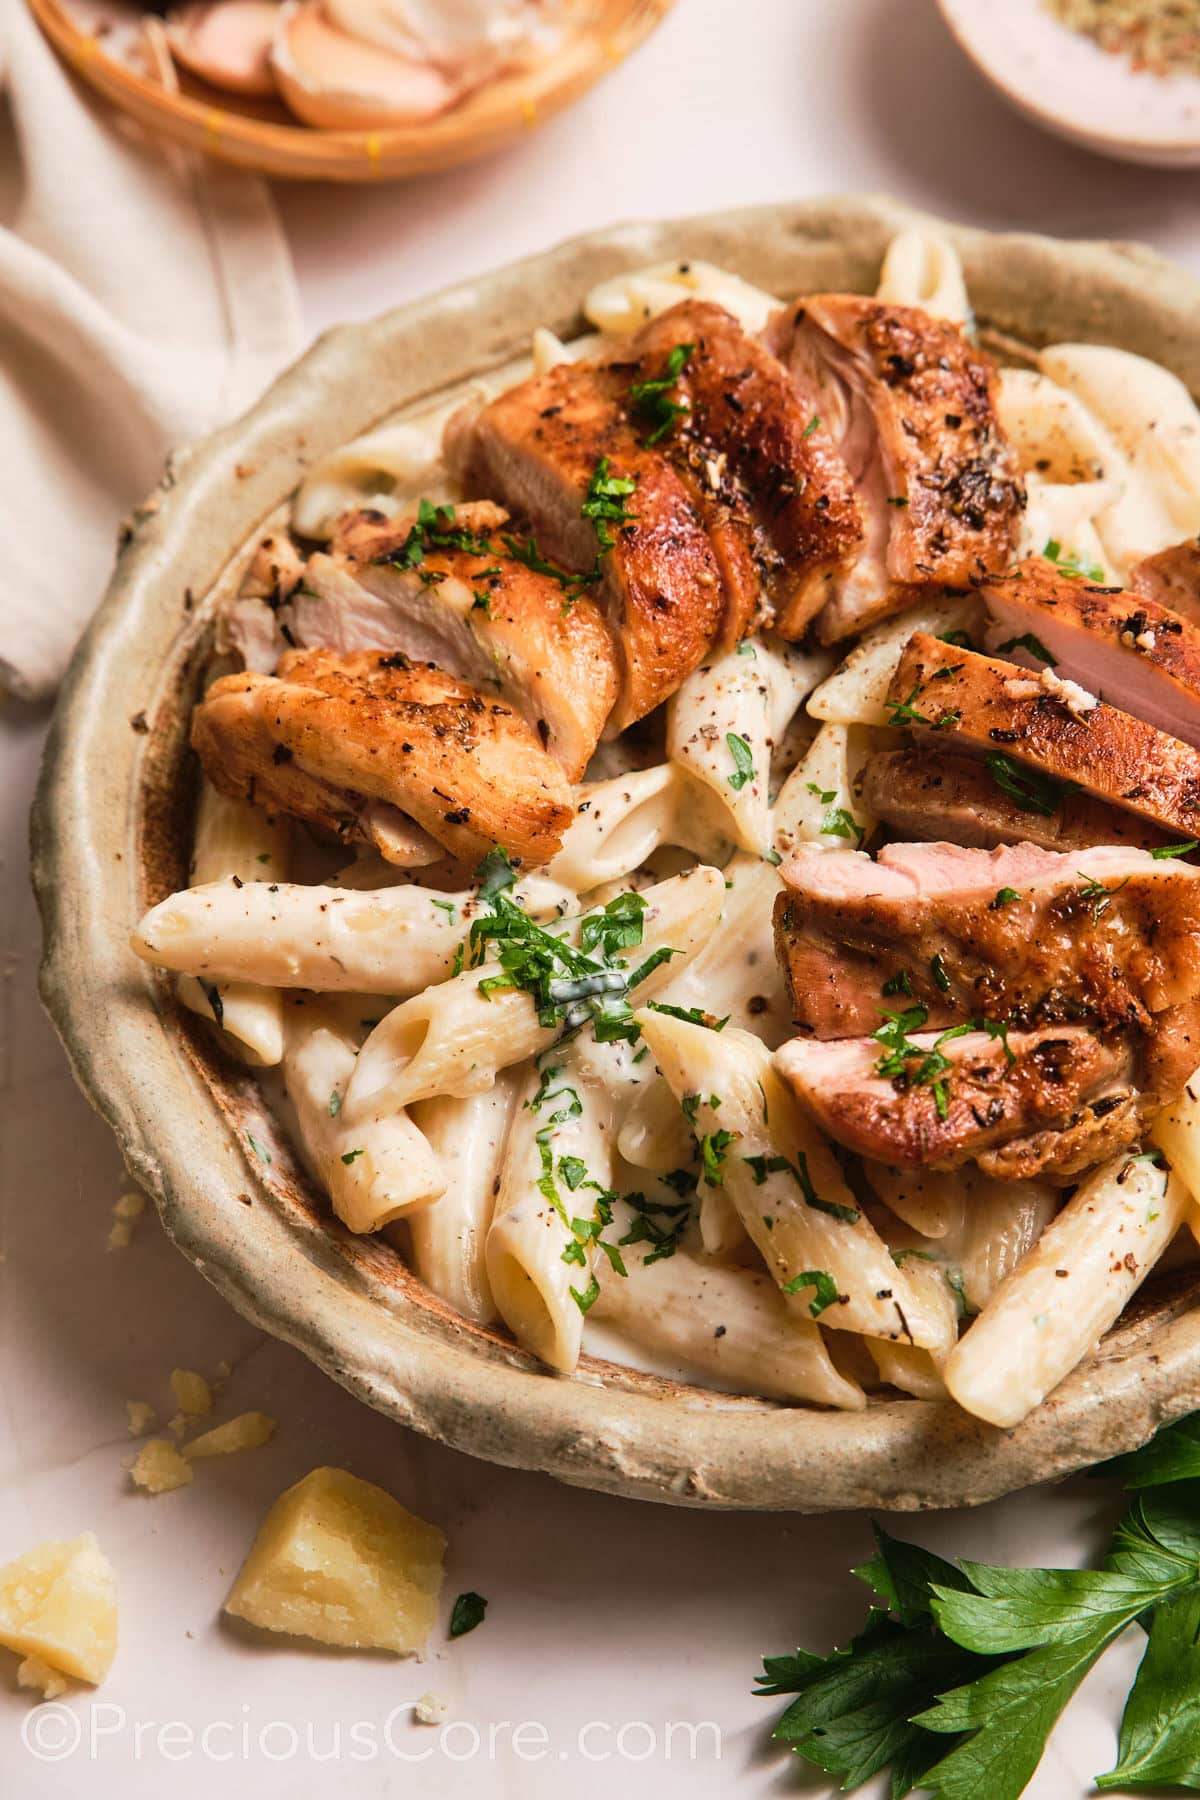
5 0 1200 1792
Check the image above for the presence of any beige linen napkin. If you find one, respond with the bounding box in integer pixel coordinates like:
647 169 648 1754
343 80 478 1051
0 0 303 700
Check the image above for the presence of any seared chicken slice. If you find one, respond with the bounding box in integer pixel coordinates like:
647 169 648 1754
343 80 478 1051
192 649 574 867
630 300 864 638
447 348 727 731
1131 536 1200 626
983 556 1200 750
862 747 1167 854
773 840 1200 1041
776 1025 1139 1182
285 502 618 782
768 295 1023 642
888 631 1200 842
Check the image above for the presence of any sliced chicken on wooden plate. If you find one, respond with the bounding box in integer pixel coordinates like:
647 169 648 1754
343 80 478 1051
284 501 618 781
777 1023 1139 1181
887 631 1200 842
766 296 1024 643
981 555 1200 749
192 648 574 868
773 841 1200 1040
861 747 1166 854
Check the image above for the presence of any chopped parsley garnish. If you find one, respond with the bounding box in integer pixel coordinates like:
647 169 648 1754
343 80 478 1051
1077 871 1131 925
996 631 1056 665
1043 536 1106 582
801 414 821 441
646 1000 729 1031
726 732 756 791
198 978 224 1028
246 1133 271 1165
887 685 961 732
501 531 598 612
375 498 495 574
886 495 910 508
699 1128 739 1186
938 629 975 649
742 1152 860 1225
449 1591 488 1638
430 897 458 922
985 752 1065 818
806 783 864 843
1151 840 1199 859
737 640 758 658
882 969 913 998
471 590 492 616
581 456 638 552
340 1148 364 1165
475 845 518 903
929 952 951 994
570 1273 602 1314
328 1089 342 1118
619 1189 692 1265
991 887 1022 909
781 1268 842 1316
629 341 694 446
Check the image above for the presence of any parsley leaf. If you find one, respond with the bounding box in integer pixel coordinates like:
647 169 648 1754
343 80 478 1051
887 685 961 732
1097 1586 1200 1789
996 632 1056 666
985 752 1064 818
629 341 694 446
726 732 756 791
991 887 1022 910
448 1591 488 1638
1152 840 1200 860
645 999 729 1031
1043 537 1106 583
806 782 864 842
581 455 637 552
781 1268 842 1316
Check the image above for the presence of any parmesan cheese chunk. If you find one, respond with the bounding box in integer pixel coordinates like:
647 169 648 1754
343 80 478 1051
184 1412 276 1459
0 1533 117 1686
170 1369 213 1417
17 1654 68 1698
125 1400 157 1437
130 1440 193 1494
224 1467 445 1654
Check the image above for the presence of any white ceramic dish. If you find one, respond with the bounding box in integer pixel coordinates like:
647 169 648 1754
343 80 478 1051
939 0 1200 167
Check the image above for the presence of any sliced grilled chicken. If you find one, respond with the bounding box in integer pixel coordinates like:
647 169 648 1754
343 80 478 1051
447 347 728 731
862 747 1167 854
767 295 1024 643
1131 537 1200 626
983 556 1200 750
631 300 864 638
776 1025 1138 1181
284 502 618 782
774 840 1200 1040
888 631 1200 842
192 648 574 866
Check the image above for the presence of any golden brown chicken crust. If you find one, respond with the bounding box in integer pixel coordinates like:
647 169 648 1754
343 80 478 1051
889 632 1200 841
1131 537 1200 626
862 747 1168 853
192 650 574 867
778 1027 1135 1178
450 357 725 732
308 502 619 781
632 301 864 640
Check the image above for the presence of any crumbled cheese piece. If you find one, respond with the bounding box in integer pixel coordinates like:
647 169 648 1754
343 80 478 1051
1136 629 1157 651
1040 666 1098 718
125 1400 157 1437
170 1369 213 1417
1003 676 1042 700
166 1412 188 1440
107 1221 132 1252
0 1533 117 1685
184 1412 276 1460
17 1655 68 1698
130 1440 193 1494
113 1192 145 1221
415 1691 448 1725
224 1467 446 1654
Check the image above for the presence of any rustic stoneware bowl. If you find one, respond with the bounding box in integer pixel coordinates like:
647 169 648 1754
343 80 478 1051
33 195 1200 1511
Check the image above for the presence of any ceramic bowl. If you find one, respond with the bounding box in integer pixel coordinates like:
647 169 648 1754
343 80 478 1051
32 195 1200 1511
938 0 1200 167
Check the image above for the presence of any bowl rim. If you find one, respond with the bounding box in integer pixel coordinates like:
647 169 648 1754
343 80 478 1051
936 0 1200 159
32 193 1200 1512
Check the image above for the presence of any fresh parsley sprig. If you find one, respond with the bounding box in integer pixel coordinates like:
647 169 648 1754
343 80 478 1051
757 1415 1200 1799
629 341 694 445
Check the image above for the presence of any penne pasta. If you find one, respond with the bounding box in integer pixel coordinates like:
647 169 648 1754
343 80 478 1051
1150 1066 1200 1248
638 1012 955 1349
176 780 290 1066
667 644 773 854
133 874 574 994
875 228 971 325
282 1000 445 1235
583 258 782 336
616 1076 695 1176
806 595 985 730
590 1243 865 1408
404 1075 521 1324
548 763 731 893
652 853 789 1046
771 723 875 859
944 1151 1186 1428
868 1342 948 1400
289 397 467 540
345 867 726 1118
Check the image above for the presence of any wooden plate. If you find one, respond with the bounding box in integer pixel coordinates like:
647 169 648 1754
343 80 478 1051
31 197 1200 1511
26 0 675 182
